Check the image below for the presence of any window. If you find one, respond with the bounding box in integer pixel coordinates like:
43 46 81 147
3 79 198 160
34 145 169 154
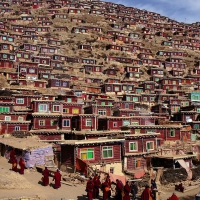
80 149 94 160
169 129 175 137
146 129 156 134
72 108 79 114
53 105 60 112
135 129 140 134
126 96 131 101
51 120 56 126
63 82 68 87
5 116 11 121
16 98 24 104
113 122 118 127
197 108 200 113
110 167 114 174
86 119 92 126
63 119 70 127
18 117 23 121
115 86 120 92
29 69 35 73
131 121 139 125
102 146 113 158
38 104 48 112
3 54 7 58
150 97 155 101
0 107 10 113
63 108 69 113
14 126 20 131
39 120 45 126
108 102 112 106
129 142 138 151
107 86 111 91
133 97 138 102
194 124 199 129
135 160 141 168
146 141 154 150
125 103 129 109
55 81 60 87
67 98 72 102
123 120 130 126
143 97 147 101
101 102 105 106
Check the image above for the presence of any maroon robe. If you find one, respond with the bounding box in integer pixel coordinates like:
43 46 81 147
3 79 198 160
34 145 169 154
19 158 25 174
169 194 179 200
12 157 18 172
93 176 101 198
102 181 109 200
53 171 61 189
42 168 50 186
116 181 123 200
141 188 153 200
86 180 94 200
10 149 15 164
123 183 131 200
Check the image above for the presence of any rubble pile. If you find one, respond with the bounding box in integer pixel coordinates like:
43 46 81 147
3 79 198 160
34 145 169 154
160 168 187 185
0 169 32 189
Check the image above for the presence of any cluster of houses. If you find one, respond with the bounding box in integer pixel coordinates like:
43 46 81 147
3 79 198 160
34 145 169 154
0 0 200 177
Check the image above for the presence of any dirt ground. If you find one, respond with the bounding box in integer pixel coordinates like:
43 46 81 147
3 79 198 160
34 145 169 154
0 156 199 200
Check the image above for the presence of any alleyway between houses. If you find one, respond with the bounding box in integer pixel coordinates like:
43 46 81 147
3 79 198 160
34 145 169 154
0 157 199 200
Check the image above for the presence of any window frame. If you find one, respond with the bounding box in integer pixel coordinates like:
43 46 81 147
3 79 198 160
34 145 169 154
102 146 113 159
129 142 138 151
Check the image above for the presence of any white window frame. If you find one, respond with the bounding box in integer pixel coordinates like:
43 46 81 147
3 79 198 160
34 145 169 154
129 142 138 151
113 122 118 127
98 110 106 115
63 119 70 127
16 98 24 104
53 105 60 112
86 119 92 127
39 104 48 112
39 120 45 126
5 116 11 121
14 126 20 131
102 146 113 158
146 141 154 150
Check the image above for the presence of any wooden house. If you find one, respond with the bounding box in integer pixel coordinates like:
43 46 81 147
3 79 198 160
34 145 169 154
48 78 70 89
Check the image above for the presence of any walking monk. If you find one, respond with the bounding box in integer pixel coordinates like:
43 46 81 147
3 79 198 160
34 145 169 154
86 177 94 200
42 167 50 186
53 169 62 189
19 158 25 174
12 156 18 172
123 181 131 200
141 185 154 200
10 148 15 164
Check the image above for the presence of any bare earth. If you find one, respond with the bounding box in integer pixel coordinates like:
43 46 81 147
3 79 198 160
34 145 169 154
0 157 199 200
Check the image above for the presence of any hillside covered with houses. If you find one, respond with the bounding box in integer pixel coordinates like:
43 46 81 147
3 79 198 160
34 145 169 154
0 0 200 179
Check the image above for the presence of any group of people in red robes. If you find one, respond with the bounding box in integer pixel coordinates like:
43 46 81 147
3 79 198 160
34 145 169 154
10 148 25 175
141 185 154 200
42 167 62 189
86 174 102 200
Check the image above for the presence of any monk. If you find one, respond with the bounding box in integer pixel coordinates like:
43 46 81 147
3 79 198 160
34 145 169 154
123 181 131 200
86 177 94 200
106 175 111 198
53 169 62 189
168 193 179 200
116 179 123 200
12 156 18 172
141 185 154 200
19 158 25 174
42 167 50 186
102 178 110 200
10 148 15 164
93 175 101 199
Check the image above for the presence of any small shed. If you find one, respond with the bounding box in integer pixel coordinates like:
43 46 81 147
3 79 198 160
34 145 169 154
0 136 54 168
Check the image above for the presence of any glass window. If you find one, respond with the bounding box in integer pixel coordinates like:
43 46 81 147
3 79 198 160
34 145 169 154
146 141 154 150
169 129 175 137
39 120 45 126
67 98 72 102
63 119 70 127
102 146 113 158
0 107 10 113
129 142 138 151
98 110 106 115
123 120 130 126
5 116 11 121
80 149 94 160
16 98 24 104
86 119 92 126
72 108 79 114
53 105 60 112
38 104 48 112
14 126 20 131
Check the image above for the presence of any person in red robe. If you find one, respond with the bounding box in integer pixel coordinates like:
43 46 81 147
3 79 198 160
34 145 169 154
106 175 111 198
168 193 179 200
123 181 131 200
93 175 101 199
141 185 154 200
42 167 50 186
102 178 110 200
86 177 94 200
115 179 123 200
53 169 62 189
10 148 15 164
12 156 18 172
19 158 25 174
